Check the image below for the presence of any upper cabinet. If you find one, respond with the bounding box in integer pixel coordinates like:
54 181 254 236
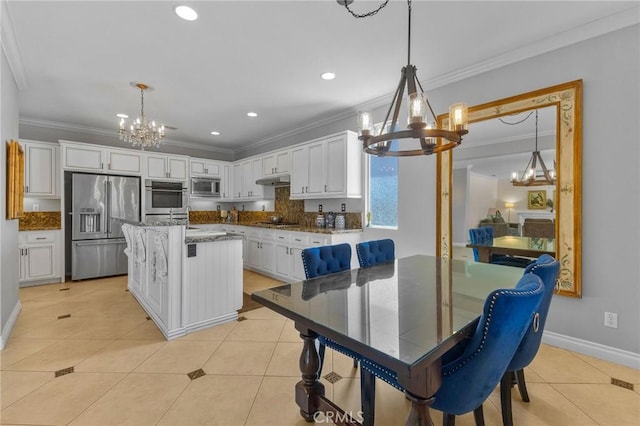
190 158 222 177
21 140 59 198
290 131 362 199
232 157 266 200
146 154 188 180
262 150 290 176
61 141 142 176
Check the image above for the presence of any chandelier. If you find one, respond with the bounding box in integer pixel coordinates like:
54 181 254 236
118 83 165 150
510 109 556 187
340 0 469 157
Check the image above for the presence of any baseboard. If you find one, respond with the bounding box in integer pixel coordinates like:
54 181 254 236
543 330 640 370
0 300 22 350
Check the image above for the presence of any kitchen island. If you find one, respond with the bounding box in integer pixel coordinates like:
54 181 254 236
121 219 243 340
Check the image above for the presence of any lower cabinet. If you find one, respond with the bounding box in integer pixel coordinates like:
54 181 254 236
18 230 63 287
243 228 361 282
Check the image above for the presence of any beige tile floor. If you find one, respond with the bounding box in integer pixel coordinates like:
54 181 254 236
1 271 638 425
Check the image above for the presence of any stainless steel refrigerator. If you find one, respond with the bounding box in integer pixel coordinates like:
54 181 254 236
71 173 140 280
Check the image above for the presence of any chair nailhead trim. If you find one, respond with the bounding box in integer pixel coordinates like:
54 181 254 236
444 284 543 376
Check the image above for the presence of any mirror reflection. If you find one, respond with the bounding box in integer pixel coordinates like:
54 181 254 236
452 105 557 263
437 80 582 297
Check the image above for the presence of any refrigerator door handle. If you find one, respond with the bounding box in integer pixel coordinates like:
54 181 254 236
74 240 126 247
106 180 112 234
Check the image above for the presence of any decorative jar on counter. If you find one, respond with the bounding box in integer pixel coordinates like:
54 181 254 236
315 214 325 228
335 213 345 229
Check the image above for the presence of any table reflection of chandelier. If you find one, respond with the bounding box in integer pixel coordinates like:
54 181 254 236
118 83 165 150
510 109 555 187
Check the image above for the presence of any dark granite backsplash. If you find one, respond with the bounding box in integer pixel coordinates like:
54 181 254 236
189 187 362 229
19 211 62 231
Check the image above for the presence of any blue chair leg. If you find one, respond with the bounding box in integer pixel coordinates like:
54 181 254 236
360 368 376 426
473 405 485 426
443 413 456 426
500 371 514 426
515 369 530 402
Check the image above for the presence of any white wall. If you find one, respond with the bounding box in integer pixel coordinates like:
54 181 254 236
1 47 21 348
467 171 498 231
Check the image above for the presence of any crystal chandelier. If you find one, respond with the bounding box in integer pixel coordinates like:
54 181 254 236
340 0 469 156
510 109 556 187
118 83 165 150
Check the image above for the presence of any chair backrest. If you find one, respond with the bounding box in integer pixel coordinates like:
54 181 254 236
356 239 395 267
301 243 352 279
431 273 544 416
522 219 555 238
468 227 494 261
508 254 560 371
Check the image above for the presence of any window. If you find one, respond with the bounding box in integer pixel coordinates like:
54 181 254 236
367 136 398 229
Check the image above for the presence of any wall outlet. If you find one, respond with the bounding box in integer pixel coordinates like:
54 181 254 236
341 203 346 212
604 312 618 328
318 204 323 212
33 204 40 211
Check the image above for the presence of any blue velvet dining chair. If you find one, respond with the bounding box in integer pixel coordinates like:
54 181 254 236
469 226 533 268
356 239 395 267
358 273 545 426
499 254 559 426
300 243 360 374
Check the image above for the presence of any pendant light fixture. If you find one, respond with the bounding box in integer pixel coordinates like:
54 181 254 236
339 0 469 156
118 83 165 150
510 109 556 187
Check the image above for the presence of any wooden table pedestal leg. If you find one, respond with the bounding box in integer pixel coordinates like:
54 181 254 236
405 392 435 426
295 328 325 422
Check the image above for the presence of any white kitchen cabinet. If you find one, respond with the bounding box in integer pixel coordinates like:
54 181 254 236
289 131 361 199
190 158 222 177
263 150 290 176
232 157 265 200
21 140 59 197
146 154 188 180
18 230 62 286
106 149 143 175
221 164 232 200
60 141 142 175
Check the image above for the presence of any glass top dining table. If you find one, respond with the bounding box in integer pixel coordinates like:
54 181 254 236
467 236 555 263
251 254 524 425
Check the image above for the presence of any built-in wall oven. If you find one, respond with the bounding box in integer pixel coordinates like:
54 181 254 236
144 179 188 217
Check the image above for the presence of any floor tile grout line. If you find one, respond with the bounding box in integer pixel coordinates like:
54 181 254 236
547 382 605 426
242 375 268 426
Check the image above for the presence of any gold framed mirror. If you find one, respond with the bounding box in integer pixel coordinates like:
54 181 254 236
437 80 582 297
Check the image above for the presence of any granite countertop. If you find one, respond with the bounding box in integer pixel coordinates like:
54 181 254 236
231 222 363 234
115 218 189 227
185 234 244 244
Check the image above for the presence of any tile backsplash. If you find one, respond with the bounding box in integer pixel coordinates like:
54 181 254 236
189 187 361 229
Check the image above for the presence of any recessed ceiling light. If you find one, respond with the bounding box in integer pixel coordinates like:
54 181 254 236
247 112 258 118
174 5 198 21
321 72 336 80
116 113 129 118
210 131 220 136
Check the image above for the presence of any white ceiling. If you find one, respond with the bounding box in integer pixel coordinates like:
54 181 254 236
5 1 638 155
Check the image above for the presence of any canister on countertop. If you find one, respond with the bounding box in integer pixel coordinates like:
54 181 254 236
325 212 335 228
335 213 345 229
315 214 326 228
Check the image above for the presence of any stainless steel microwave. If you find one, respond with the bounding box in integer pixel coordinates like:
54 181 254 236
190 177 221 197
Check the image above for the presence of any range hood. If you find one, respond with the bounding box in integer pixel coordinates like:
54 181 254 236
255 175 290 186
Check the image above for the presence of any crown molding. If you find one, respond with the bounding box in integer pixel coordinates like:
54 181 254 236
239 6 640 155
1 1 28 90
19 117 234 156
